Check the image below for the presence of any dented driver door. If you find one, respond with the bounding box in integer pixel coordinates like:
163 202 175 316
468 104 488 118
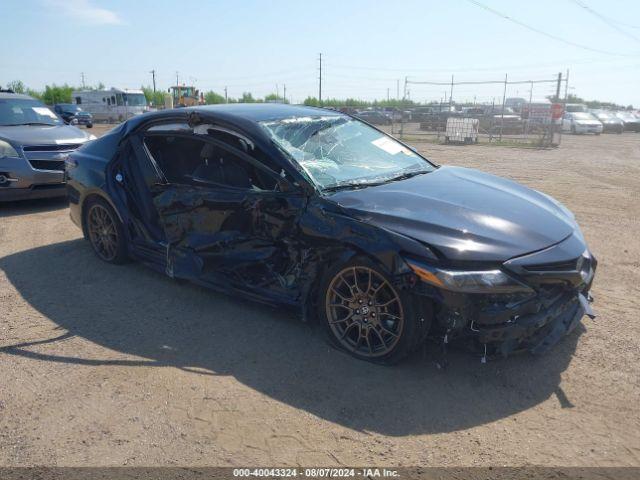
142 132 308 304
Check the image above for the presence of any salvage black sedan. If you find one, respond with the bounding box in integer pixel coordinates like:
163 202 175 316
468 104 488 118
67 104 596 363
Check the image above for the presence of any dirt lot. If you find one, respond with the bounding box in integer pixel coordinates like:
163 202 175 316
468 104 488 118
1 129 639 468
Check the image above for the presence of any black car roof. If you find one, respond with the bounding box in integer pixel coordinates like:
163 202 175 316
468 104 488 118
129 103 341 128
123 103 345 140
188 103 341 122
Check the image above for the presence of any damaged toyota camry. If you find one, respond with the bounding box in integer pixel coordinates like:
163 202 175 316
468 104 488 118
66 104 596 364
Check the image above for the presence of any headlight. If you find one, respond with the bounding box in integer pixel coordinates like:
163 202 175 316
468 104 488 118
407 260 533 294
0 139 20 158
87 134 97 140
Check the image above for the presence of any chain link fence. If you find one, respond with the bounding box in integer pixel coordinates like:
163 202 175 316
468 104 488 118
328 74 567 148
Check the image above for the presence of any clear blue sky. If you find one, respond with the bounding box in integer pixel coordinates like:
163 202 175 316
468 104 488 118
3 0 640 105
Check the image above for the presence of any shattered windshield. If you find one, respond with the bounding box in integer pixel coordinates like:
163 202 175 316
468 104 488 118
260 115 433 190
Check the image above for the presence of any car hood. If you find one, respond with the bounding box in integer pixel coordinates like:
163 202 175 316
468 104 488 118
0 124 91 146
328 166 576 263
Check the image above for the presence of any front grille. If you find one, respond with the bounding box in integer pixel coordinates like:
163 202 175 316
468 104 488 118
28 160 66 171
22 144 82 152
22 143 82 172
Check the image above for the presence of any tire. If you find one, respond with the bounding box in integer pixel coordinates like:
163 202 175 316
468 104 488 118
86 123 93 129
84 197 128 264
318 257 431 364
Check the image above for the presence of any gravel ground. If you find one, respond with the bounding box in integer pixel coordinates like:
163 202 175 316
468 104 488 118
0 128 639 467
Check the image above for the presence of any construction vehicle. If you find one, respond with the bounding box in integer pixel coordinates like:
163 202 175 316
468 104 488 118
169 85 203 107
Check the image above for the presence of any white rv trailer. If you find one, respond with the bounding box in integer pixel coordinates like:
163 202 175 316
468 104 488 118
71 88 148 123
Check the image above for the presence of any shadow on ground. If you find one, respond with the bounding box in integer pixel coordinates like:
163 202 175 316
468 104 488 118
0 197 68 218
0 239 582 436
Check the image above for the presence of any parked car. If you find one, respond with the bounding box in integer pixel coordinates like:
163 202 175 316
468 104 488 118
380 107 403 122
0 91 95 201
53 103 94 128
411 105 453 123
504 97 527 113
562 112 603 135
614 111 640 132
565 103 588 113
67 104 596 364
354 110 392 125
590 111 624 134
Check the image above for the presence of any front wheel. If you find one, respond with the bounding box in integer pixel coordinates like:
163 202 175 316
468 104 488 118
319 258 430 364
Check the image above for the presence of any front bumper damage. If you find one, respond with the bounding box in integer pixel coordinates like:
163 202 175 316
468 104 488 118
405 233 597 361
471 290 594 357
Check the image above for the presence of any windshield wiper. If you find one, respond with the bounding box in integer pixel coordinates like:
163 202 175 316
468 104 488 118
323 180 388 192
323 170 430 193
2 122 57 126
384 170 430 183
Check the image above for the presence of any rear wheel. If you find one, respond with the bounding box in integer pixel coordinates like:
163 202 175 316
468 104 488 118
85 198 128 264
320 258 429 364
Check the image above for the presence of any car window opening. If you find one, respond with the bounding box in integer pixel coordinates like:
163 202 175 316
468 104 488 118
144 135 278 191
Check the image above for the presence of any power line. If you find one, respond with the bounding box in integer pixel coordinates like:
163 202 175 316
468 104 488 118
407 78 561 86
324 55 636 75
570 0 640 43
466 0 639 56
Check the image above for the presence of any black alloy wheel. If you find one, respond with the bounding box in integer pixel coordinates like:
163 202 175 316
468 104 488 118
325 265 405 359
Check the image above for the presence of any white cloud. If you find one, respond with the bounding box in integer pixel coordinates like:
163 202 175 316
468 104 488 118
44 0 124 25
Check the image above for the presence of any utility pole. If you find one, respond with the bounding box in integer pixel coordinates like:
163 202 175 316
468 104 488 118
175 71 179 87
403 76 408 100
81 72 86 89
396 79 399 100
318 53 323 105
224 86 228 103
149 70 156 93
564 69 570 102
283 84 286 103
525 80 533 136
387 88 390 102
448 75 454 109
555 71 562 101
499 73 508 141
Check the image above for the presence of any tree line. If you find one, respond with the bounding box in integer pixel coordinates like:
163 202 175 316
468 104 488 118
2 80 633 110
